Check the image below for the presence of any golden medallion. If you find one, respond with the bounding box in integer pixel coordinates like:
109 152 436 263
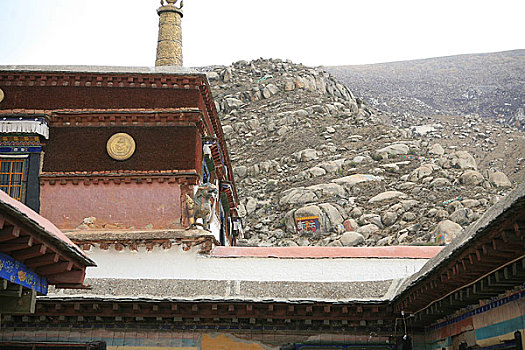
106 133 136 161
0 88 4 103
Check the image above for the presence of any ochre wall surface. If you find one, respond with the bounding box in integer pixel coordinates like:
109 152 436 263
0 86 201 110
40 181 182 229
43 126 199 172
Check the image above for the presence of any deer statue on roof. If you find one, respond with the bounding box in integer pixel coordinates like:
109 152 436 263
185 183 217 231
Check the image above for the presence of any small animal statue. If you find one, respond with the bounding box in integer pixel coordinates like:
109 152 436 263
185 183 217 231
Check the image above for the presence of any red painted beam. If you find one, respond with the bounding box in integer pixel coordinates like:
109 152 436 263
24 253 60 268
0 236 33 252
11 244 47 261
47 269 85 284
0 224 20 242
211 246 443 259
36 261 73 275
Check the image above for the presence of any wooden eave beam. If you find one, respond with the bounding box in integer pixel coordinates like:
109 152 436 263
11 244 47 262
24 253 60 268
35 261 73 275
31 301 393 322
0 224 21 243
0 235 33 252
46 269 85 285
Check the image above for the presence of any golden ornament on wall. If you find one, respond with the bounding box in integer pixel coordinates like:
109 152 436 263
106 133 136 161
0 88 4 103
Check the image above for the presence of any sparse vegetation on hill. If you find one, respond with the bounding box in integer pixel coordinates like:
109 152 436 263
326 50 525 130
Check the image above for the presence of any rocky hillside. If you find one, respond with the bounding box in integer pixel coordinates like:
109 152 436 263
199 59 520 247
326 50 525 130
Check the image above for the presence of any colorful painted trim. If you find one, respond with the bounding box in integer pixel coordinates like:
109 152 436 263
1 136 40 142
428 289 525 331
0 146 42 153
475 316 524 341
296 216 320 232
0 252 48 294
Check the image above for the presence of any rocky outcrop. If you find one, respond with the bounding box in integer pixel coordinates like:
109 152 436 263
199 58 516 247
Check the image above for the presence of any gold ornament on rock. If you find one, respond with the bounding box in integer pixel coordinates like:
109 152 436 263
106 133 136 161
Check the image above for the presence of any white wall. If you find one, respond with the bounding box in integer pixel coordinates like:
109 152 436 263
84 245 429 282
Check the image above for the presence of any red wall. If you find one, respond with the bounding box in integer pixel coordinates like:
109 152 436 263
43 126 200 172
40 182 182 230
0 86 201 110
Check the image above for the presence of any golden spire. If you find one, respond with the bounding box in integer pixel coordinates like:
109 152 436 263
155 0 184 66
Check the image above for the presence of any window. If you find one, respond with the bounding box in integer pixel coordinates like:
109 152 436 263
0 158 27 201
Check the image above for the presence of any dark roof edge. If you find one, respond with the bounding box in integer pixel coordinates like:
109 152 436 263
38 295 390 304
0 65 202 76
393 183 525 301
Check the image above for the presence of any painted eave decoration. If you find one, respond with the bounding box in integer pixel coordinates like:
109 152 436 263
0 190 96 290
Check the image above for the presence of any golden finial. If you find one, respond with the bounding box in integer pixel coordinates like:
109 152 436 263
161 0 183 8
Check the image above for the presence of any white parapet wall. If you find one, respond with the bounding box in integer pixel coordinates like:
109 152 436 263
83 245 439 283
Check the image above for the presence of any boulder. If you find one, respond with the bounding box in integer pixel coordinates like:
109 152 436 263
245 197 258 215
294 109 309 118
350 207 363 218
234 165 247 178
449 208 477 225
332 174 383 189
382 212 398 226
262 84 279 99
339 232 365 246
376 143 410 156
412 125 435 136
307 167 326 177
447 200 464 213
429 143 445 156
462 199 481 208
368 191 406 204
400 199 419 211
222 125 234 136
284 78 295 91
358 214 383 228
317 160 344 173
319 203 344 227
402 212 416 222
307 183 346 198
433 220 463 244
460 170 484 186
280 188 317 206
298 148 318 162
489 171 511 188
292 205 332 234
430 178 452 187
409 165 433 181
224 97 243 110
342 219 358 231
356 224 380 238
451 151 477 170
376 235 394 246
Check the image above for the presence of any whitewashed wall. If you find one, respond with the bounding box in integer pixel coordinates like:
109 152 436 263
84 246 429 282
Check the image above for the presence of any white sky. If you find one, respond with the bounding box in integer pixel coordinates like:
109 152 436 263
0 0 523 68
